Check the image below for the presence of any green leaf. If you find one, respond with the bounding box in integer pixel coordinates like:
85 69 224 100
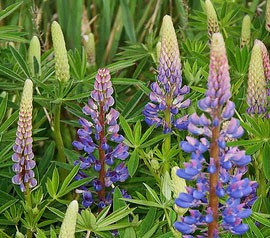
0 2 23 21
47 206 65 219
161 172 171 201
0 110 18 134
0 200 18 214
56 163 82 197
36 228 49 238
138 207 157 237
263 144 270 180
0 65 24 82
97 207 135 228
119 115 135 144
51 168 60 196
113 187 127 237
252 212 270 227
57 178 91 198
122 198 163 208
128 149 139 177
39 141 55 176
9 46 31 78
144 183 162 205
244 217 264 238
120 0 136 42
133 121 142 145
139 134 169 148
139 124 155 144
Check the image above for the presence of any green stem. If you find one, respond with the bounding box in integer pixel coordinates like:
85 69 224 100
164 207 180 238
54 102 67 182
257 150 267 198
140 150 161 184
24 184 33 238
163 108 171 173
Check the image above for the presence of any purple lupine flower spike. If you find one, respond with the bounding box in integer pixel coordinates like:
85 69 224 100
143 15 191 133
174 33 256 237
73 68 129 208
246 41 268 116
12 79 37 192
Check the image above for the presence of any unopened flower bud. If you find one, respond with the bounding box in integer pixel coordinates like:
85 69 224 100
83 33 96 66
150 159 160 170
171 167 188 216
205 0 219 40
240 15 251 48
59 200 79 238
51 21 70 83
28 36 41 76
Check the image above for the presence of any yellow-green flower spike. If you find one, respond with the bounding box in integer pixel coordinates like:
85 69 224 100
59 200 79 238
83 33 96 66
160 15 181 67
28 36 41 76
205 0 219 40
171 167 188 216
266 0 270 32
51 21 70 83
240 15 251 48
247 42 267 115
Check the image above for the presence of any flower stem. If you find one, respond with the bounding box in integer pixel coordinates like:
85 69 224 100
24 184 33 238
98 102 106 201
163 108 171 173
208 126 220 237
54 102 67 182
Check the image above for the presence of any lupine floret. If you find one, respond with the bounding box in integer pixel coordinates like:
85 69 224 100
12 79 37 192
174 33 256 237
143 15 191 133
73 68 129 208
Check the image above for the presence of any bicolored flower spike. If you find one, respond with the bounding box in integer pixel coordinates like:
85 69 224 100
12 79 37 192
240 15 251 48
51 21 70 83
174 33 256 237
143 15 191 133
255 40 270 98
266 0 270 32
73 68 129 208
247 41 267 115
28 36 41 76
205 0 219 40
83 33 96 66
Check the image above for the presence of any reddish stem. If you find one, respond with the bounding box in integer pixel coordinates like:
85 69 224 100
208 126 220 237
98 102 106 201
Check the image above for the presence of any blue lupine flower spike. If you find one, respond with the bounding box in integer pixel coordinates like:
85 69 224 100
73 68 129 209
174 33 256 238
143 15 191 133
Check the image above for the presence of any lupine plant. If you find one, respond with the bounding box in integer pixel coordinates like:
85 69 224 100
174 33 256 237
73 68 129 209
1 1 270 238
